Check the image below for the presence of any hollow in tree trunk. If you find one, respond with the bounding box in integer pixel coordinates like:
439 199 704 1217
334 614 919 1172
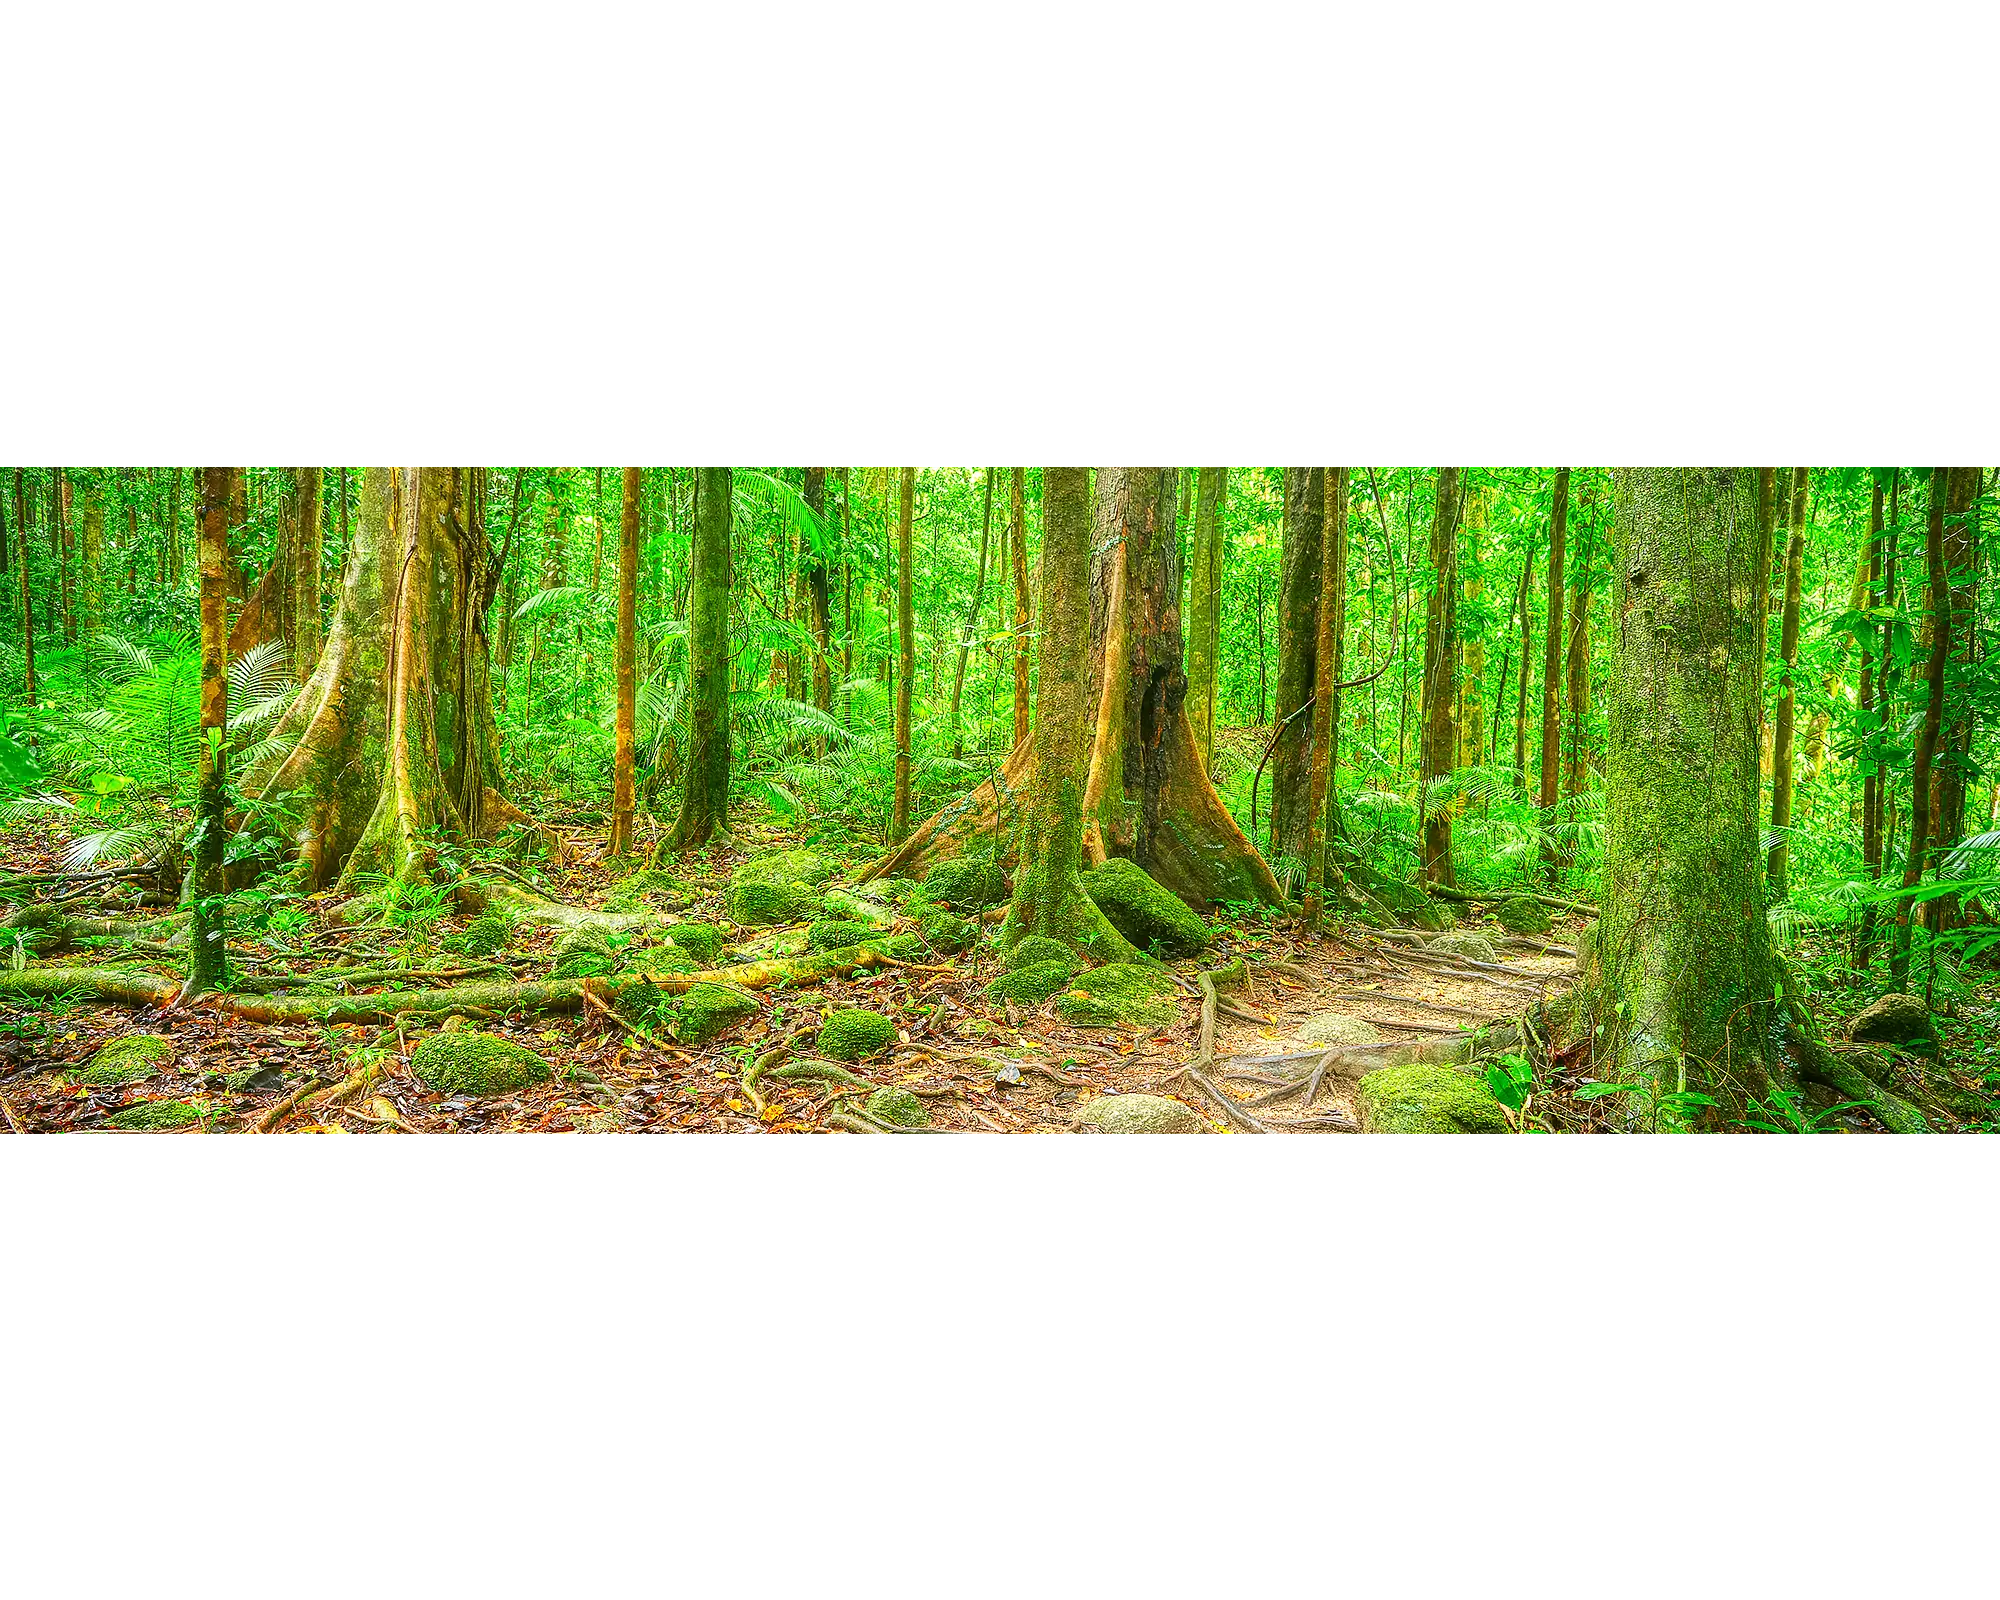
253 469 515 888
663 468 733 854
189 469 232 996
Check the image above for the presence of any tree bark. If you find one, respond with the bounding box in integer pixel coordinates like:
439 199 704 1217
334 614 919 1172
610 467 640 858
1857 474 1886 966
1890 470 1954 989
1419 468 1462 885
1767 466 1807 895
1563 531 1592 839
1000 467 1137 963
1009 467 1030 748
1270 467 1324 862
1186 467 1228 778
803 467 833 718
1458 478 1488 771
1513 531 1534 788
289 468 323 680
190 469 233 996
948 468 995 758
1538 468 1568 876
1927 466 1980 931
1302 468 1350 924
664 469 733 853
892 467 916 843
12 470 32 711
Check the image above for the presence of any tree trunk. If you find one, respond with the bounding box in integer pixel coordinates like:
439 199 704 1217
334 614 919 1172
253 470 512 888
1890 470 1954 990
663 469 733 854
1419 468 1461 885
1009 467 1030 748
1927 466 1980 931
190 469 233 996
803 467 833 718
1590 469 1785 1129
1301 468 1350 924
12 469 32 712
1270 467 1324 863
1857 474 1886 966
610 467 640 858
1768 466 1807 896
1513 534 1534 788
1563 540 1592 844
1458 479 1488 771
289 468 323 680
80 478 104 633
999 467 1138 963
948 468 995 758
1538 468 1568 877
56 467 75 643
1186 467 1227 778
892 467 916 843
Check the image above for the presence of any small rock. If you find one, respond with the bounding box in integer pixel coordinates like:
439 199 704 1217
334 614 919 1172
1075 1093 1201 1134
1494 894 1553 935
1427 931 1498 964
1296 1014 1384 1046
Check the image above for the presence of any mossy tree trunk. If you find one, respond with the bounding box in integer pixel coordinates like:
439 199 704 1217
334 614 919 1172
1768 466 1807 896
189 468 232 996
1080 468 1286 909
1001 468 1136 963
1458 478 1488 771
1009 467 1031 747
1538 467 1568 876
610 467 640 859
254 469 512 888
1928 466 1980 931
289 467 323 680
1270 466 1324 863
1418 468 1461 885
12 469 33 711
1591 469 1787 1129
664 468 733 853
803 467 833 719
1857 473 1887 966
892 466 916 843
80 476 103 633
1301 468 1350 924
1186 467 1227 778
1890 469 1954 989
948 468 994 759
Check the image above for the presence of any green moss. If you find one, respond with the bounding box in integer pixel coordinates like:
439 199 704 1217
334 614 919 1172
603 868 687 914
666 922 728 966
78 1033 174 1087
768 1058 873 1088
412 1031 552 1096
1055 962 1180 1029
449 911 515 957
864 1085 928 1127
1428 931 1498 964
808 918 878 953
1357 1063 1510 1134
105 1098 209 1131
626 943 698 977
918 909 978 955
726 879 820 926
922 855 1008 909
862 933 928 964
817 1008 898 1061
550 924 622 978
1004 934 1073 972
1082 858 1211 958
1495 894 1552 935
986 958 1077 1005
1342 860 1451 931
673 983 759 1044
732 848 833 891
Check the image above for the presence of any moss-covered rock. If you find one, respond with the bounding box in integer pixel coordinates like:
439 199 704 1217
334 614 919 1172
1428 930 1498 964
1075 1093 1201 1134
1055 962 1180 1029
864 1085 928 1127
986 959 1077 1005
733 848 833 891
1849 993 1933 1048
666 922 728 966
866 932 929 964
447 910 515 957
105 1098 209 1131
918 909 978 955
1495 893 1552 935
1357 1063 1510 1134
412 1031 552 1096
768 1057 873 1088
78 1033 174 1087
808 918 878 953
725 878 820 926
1082 857 1211 958
818 1008 897 1061
603 868 687 914
922 855 1008 910
550 924 622 979
626 943 698 977
1297 1014 1384 1046
1004 934 1074 972
672 984 760 1044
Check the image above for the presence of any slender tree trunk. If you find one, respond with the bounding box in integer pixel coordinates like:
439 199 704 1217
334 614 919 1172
1563 573 1591 846
189 469 233 997
1186 467 1228 777
1458 479 1487 771
1927 467 1980 931
166 467 182 586
12 469 32 713
892 467 916 843
1768 467 1807 895
1009 467 1031 747
56 467 75 643
803 467 833 718
1419 469 1462 885
609 467 640 858
290 468 323 679
663 469 733 853
1857 475 1886 966
1890 470 1953 990
1271 467 1324 862
1513 534 1534 788
1302 468 1350 924
1255 569 1268 724
1000 467 1138 963
948 468 995 758
1539 468 1568 877
1592 469 1784 1129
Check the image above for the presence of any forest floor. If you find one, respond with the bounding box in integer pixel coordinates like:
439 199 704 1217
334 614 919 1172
4 819 1993 1135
